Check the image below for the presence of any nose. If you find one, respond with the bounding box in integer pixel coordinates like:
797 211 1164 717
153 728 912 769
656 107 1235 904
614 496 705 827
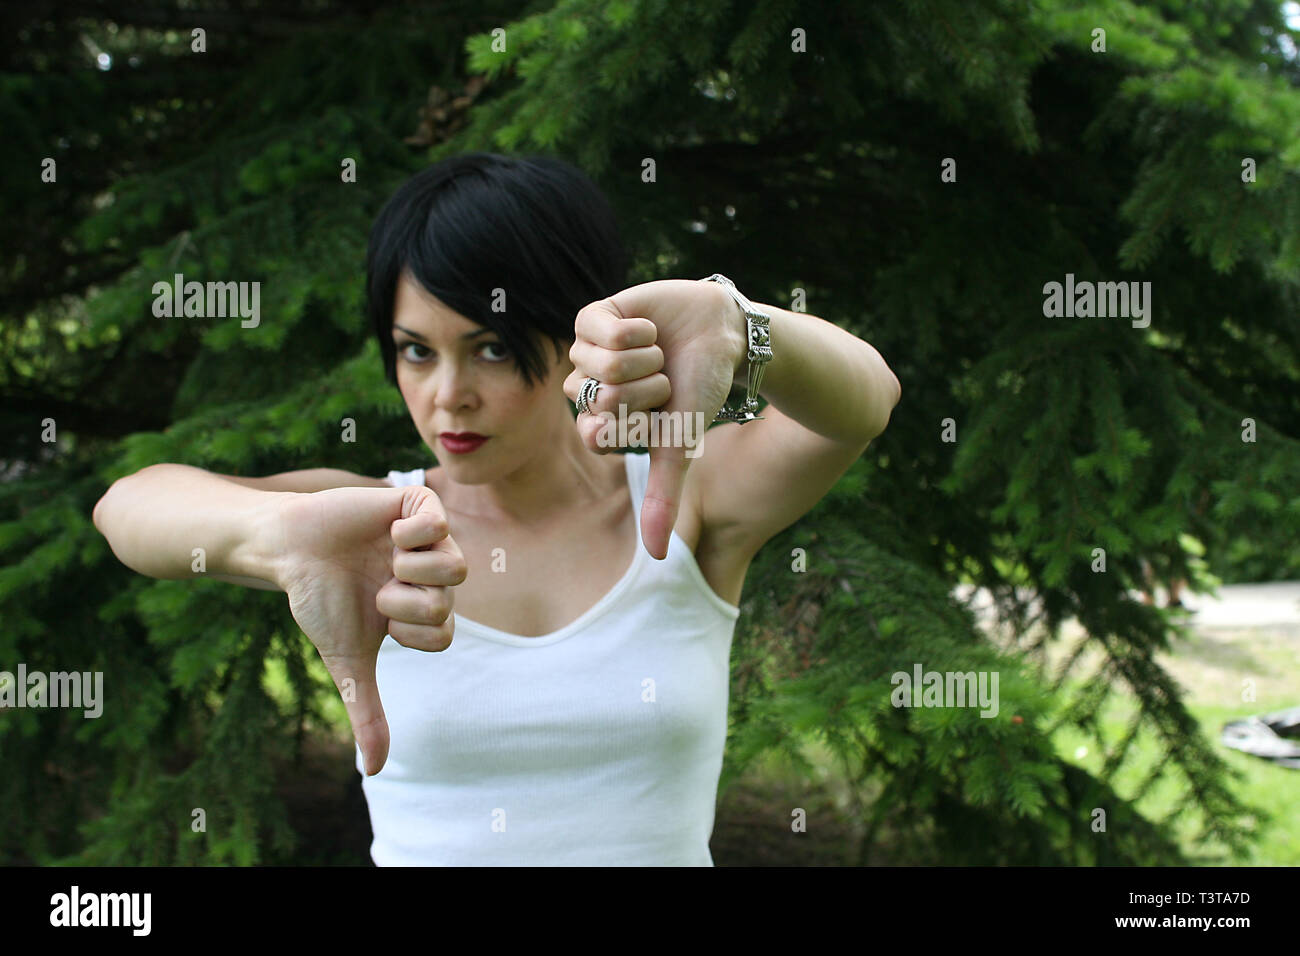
429 359 479 412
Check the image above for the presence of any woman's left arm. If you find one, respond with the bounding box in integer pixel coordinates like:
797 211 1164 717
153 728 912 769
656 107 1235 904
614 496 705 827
673 293 901 555
737 300 901 442
565 278 901 559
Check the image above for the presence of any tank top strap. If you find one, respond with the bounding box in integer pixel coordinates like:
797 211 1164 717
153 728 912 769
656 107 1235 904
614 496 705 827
386 467 425 488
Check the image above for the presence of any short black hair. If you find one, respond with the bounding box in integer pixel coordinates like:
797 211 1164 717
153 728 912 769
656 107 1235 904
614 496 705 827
366 152 630 389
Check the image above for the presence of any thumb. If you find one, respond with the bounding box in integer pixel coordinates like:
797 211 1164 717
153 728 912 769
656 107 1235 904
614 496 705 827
642 443 689 561
321 650 389 776
393 483 452 551
406 483 446 530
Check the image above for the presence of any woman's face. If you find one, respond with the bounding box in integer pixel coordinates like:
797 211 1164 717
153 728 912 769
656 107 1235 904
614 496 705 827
390 271 571 480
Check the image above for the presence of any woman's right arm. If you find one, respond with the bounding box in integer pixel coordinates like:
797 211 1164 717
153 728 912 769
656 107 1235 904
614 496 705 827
92 462 462 775
92 463 298 590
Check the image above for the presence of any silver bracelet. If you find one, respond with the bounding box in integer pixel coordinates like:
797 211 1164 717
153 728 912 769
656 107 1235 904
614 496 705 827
700 274 772 424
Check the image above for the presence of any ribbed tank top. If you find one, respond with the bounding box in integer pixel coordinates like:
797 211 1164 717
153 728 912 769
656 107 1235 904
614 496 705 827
356 451 741 865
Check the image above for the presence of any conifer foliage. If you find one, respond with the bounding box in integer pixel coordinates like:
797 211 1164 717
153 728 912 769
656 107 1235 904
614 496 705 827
2 0 1297 864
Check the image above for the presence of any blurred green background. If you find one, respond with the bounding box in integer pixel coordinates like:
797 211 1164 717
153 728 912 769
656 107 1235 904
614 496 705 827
2 0 1299 865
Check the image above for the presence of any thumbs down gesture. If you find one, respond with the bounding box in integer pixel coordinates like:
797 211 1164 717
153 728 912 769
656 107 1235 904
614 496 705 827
562 278 747 561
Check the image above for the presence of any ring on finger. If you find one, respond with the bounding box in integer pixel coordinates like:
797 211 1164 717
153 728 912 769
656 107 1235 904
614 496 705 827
576 376 602 415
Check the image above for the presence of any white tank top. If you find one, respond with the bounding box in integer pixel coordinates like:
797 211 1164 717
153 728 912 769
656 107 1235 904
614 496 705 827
358 452 741 865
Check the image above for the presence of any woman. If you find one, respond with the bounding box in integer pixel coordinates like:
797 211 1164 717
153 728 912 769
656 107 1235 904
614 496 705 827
93 152 901 865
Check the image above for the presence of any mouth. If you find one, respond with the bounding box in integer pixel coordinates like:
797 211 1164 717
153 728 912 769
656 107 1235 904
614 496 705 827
439 432 489 454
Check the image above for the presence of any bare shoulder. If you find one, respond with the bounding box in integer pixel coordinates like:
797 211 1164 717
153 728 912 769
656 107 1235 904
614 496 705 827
216 467 392 493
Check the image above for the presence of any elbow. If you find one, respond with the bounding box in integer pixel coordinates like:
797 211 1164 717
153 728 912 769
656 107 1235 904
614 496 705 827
92 484 115 533
93 464 167 529
862 373 901 441
92 473 134 533
864 411 894 442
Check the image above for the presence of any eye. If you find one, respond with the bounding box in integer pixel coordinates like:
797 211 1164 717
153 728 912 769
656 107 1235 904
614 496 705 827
395 340 512 364
397 341 431 362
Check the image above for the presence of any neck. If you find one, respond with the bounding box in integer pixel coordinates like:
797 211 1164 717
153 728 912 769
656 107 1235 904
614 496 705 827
440 408 615 525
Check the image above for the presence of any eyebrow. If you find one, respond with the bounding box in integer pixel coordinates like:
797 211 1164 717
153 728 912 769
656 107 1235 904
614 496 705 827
392 324 494 343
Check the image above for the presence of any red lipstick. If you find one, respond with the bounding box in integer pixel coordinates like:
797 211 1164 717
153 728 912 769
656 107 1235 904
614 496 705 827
439 432 488 454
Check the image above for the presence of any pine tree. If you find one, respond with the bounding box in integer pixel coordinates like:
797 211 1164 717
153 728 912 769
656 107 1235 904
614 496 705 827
3 0 1296 864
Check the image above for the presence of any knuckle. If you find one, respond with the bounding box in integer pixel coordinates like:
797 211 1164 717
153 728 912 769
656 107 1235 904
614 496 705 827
425 588 449 624
431 624 453 651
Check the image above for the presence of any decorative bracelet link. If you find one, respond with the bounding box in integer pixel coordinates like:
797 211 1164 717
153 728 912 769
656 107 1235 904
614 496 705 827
700 273 772 424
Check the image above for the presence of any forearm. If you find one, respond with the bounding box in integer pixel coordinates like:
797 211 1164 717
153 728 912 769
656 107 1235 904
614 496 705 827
92 464 290 589
737 302 901 442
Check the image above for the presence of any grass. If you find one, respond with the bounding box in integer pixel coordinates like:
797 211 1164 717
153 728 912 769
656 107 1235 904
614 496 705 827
1042 617 1300 865
1039 619 1300 866
1048 693 1299 865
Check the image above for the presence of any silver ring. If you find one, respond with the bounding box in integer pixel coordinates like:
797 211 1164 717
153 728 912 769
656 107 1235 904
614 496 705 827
576 376 602 415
